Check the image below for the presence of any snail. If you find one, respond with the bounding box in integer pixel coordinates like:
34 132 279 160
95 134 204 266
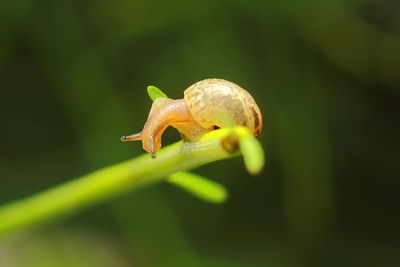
121 78 262 158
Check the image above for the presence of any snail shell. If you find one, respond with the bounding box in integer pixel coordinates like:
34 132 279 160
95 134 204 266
184 79 262 136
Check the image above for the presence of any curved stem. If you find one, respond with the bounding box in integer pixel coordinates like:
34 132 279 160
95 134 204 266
0 130 237 238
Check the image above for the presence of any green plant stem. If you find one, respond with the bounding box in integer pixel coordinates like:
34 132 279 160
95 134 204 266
0 131 236 238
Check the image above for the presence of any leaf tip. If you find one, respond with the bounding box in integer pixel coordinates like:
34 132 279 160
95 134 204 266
147 85 168 101
235 127 265 176
167 171 229 204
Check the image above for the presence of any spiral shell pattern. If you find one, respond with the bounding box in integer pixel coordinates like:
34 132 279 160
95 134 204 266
184 79 262 136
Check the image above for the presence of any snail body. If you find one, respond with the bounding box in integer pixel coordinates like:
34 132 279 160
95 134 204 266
122 78 262 158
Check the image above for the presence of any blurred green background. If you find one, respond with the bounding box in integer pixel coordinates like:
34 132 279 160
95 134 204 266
1 0 399 266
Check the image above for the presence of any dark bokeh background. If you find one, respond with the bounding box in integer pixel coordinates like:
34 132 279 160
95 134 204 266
1 0 400 266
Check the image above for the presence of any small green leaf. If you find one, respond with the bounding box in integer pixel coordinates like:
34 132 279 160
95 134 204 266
147 85 168 101
167 171 228 204
235 127 265 175
198 127 265 175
